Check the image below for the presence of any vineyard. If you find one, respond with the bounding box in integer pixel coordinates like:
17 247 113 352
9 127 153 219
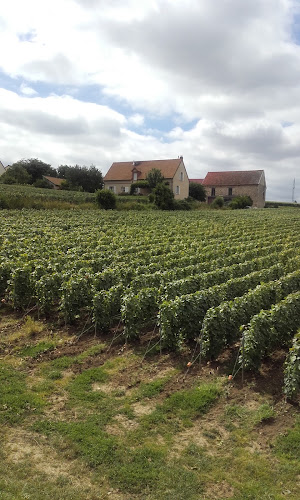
1 208 299 398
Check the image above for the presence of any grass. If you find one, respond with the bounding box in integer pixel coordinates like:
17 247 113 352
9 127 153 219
0 363 44 424
17 341 56 358
0 311 299 499
275 418 300 459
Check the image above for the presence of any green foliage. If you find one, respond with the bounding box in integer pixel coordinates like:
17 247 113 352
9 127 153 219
1 207 300 400
229 195 253 209
0 165 32 185
2 158 56 185
242 288 300 370
211 196 224 208
202 269 300 359
0 183 95 209
130 180 150 195
284 332 300 399
9 266 34 310
33 178 53 189
153 182 174 210
93 284 123 332
58 164 104 192
189 182 206 201
122 287 158 340
173 199 192 210
95 189 117 209
146 168 165 189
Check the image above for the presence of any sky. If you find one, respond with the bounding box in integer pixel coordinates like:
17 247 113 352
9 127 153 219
0 0 300 201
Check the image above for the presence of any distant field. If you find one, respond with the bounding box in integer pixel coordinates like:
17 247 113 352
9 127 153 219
0 208 299 498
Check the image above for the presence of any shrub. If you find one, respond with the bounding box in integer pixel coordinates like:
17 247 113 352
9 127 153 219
96 189 117 210
229 195 253 209
153 183 175 210
33 178 53 189
173 199 192 210
211 196 224 209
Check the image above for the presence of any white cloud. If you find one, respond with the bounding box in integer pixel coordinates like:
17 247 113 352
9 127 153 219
0 0 300 201
20 83 37 96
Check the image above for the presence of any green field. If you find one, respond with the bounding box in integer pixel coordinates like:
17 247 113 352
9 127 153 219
0 208 299 498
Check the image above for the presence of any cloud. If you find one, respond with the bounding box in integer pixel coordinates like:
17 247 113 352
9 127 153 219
0 0 300 201
20 82 37 96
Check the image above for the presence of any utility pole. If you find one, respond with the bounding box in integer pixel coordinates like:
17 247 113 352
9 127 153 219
292 178 295 203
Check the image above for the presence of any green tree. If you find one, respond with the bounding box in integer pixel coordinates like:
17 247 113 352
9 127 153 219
58 165 103 192
11 158 56 184
146 168 164 190
0 165 32 185
153 183 174 210
96 189 117 210
189 182 206 201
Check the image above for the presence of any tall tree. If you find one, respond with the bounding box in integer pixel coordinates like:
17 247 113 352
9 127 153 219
189 182 206 201
146 168 165 190
57 164 103 192
11 158 56 184
0 165 32 185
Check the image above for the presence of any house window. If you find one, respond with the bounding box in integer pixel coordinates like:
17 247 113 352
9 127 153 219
109 186 115 192
228 187 232 196
176 186 180 195
125 186 129 193
211 187 215 196
180 172 184 181
133 172 138 181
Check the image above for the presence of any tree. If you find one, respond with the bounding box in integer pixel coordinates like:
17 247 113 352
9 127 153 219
96 189 117 210
146 168 165 190
11 158 56 184
189 182 206 201
58 164 103 192
0 165 32 185
153 182 174 210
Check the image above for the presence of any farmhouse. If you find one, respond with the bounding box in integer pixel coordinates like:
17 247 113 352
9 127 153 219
104 158 189 199
43 176 65 190
200 170 266 208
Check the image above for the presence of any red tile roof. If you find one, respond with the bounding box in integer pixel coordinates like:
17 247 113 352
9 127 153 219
202 170 264 186
104 159 184 181
189 179 204 184
43 176 65 187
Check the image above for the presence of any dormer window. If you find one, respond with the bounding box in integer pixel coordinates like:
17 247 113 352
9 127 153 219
133 172 138 181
